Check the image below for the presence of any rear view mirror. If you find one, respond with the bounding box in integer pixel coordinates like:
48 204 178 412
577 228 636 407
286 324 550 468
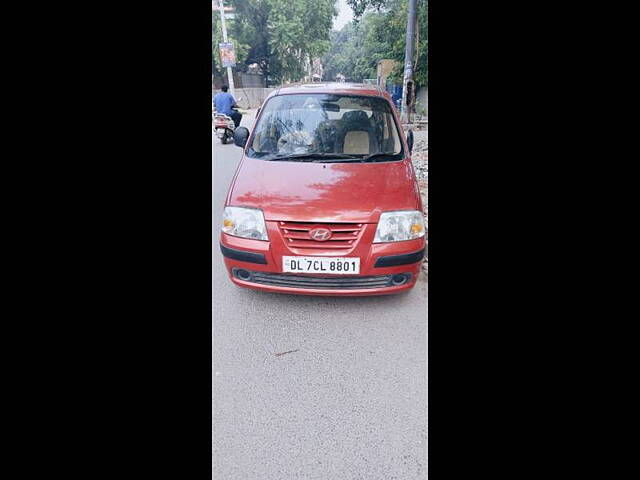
321 102 340 112
407 129 414 153
234 127 250 148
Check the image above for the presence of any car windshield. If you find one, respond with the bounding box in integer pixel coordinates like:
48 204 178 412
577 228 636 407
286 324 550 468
247 93 403 162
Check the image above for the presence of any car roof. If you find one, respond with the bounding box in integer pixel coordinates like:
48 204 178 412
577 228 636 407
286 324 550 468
267 82 389 100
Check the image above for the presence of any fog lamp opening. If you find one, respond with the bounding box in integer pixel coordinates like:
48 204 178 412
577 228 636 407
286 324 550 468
391 274 409 286
234 268 252 281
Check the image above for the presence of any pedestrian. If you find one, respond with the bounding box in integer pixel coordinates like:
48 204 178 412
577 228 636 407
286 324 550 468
392 91 402 111
214 85 242 128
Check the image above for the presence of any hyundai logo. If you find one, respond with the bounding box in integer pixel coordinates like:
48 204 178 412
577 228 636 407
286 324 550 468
309 228 332 241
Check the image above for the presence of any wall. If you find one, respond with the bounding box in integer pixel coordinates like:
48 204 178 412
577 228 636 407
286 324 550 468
415 87 428 115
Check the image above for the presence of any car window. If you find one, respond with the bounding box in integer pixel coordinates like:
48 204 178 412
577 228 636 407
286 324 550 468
248 94 403 159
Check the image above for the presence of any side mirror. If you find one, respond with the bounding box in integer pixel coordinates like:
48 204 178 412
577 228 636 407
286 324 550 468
407 129 414 154
234 127 250 148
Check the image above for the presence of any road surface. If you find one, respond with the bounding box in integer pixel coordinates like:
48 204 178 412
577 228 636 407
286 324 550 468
213 112 428 479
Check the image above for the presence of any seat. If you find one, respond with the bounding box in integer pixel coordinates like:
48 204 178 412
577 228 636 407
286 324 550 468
343 131 370 154
337 110 376 155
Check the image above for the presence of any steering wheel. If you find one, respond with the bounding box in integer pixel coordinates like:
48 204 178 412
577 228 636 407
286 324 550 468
316 122 338 152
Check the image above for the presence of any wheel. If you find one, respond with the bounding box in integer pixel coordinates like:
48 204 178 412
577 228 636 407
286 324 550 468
220 135 228 144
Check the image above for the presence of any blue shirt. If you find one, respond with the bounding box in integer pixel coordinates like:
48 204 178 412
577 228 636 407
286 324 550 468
214 92 236 115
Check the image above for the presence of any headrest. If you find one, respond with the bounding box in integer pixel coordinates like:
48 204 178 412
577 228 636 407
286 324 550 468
341 110 371 127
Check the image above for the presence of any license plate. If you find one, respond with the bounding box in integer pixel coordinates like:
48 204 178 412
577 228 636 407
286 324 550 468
283 256 360 275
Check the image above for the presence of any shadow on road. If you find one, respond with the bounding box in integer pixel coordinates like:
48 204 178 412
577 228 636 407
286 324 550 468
225 283 423 306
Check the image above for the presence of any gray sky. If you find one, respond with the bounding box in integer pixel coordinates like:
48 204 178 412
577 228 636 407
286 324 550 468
333 0 354 30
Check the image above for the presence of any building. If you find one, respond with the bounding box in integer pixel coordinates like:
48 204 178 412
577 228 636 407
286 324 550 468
212 1 235 18
376 59 398 88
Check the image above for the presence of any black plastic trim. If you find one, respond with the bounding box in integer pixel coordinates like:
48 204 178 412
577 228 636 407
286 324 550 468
220 244 267 265
374 247 425 267
235 270 396 289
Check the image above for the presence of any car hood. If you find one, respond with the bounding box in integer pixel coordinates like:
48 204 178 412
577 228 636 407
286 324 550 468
228 157 420 223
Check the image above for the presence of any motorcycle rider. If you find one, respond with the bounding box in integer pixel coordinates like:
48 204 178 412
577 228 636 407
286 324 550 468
214 85 242 128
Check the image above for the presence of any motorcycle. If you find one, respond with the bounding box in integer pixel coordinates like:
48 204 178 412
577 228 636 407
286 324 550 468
213 106 246 144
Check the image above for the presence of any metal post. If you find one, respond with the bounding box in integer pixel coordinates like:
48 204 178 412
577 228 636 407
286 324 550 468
218 0 235 97
401 0 417 124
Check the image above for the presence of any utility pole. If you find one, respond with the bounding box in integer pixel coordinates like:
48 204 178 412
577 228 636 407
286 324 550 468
401 0 417 124
218 0 235 97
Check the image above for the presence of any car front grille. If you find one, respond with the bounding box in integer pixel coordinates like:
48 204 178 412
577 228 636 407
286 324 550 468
278 221 364 249
235 269 396 289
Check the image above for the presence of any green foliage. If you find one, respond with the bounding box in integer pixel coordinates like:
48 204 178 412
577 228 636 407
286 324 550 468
212 11 222 77
231 0 337 84
323 0 427 87
414 0 427 86
322 13 384 82
345 0 389 18
213 0 426 87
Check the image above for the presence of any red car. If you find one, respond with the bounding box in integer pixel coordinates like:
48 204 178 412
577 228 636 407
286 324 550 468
219 83 426 296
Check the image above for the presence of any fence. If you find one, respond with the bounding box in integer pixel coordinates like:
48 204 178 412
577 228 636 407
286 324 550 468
212 72 266 89
213 87 276 109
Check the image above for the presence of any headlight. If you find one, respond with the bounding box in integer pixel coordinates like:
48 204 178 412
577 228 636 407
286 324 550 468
373 210 425 243
222 206 268 241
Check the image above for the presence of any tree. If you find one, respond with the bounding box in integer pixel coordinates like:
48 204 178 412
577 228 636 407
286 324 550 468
323 0 427 87
212 11 222 77
232 0 338 85
212 4 249 78
345 0 389 18
321 13 383 82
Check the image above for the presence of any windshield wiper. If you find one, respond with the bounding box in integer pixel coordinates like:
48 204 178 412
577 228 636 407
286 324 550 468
359 152 401 162
298 152 401 163
264 153 361 162
262 152 401 163
308 152 399 163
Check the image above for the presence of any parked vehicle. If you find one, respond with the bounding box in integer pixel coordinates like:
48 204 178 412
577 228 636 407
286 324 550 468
219 83 424 296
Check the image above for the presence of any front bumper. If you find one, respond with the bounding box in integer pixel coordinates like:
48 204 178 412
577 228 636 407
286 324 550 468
219 226 425 296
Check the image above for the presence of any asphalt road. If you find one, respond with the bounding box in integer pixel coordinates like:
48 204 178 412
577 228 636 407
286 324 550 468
213 112 428 479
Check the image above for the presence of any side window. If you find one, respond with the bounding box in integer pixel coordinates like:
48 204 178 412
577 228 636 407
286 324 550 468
391 113 401 152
